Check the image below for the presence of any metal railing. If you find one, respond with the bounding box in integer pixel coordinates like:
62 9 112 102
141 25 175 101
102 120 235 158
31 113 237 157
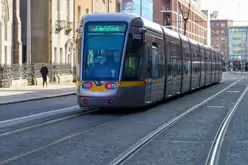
0 63 73 88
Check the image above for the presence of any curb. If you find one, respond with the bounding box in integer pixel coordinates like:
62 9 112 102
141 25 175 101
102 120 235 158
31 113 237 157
0 92 76 106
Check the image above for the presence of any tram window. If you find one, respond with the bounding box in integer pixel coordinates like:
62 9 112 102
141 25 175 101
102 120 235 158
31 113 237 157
206 50 210 73
169 42 177 77
168 63 172 76
122 33 144 80
166 42 172 76
176 44 182 76
152 44 159 79
76 37 82 79
183 45 190 76
147 42 153 78
83 34 125 80
151 39 164 80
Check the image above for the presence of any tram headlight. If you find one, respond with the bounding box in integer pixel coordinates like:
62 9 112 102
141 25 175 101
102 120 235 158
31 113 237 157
82 82 93 89
105 83 117 89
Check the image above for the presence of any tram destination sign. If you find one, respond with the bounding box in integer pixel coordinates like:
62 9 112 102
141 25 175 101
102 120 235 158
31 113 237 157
87 23 127 33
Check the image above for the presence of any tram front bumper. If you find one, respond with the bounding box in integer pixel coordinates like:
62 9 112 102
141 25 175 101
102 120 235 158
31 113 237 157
77 96 121 108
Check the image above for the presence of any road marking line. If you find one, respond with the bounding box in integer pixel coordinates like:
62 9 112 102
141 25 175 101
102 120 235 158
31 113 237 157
207 106 224 108
206 85 248 165
226 91 240 93
0 106 80 128
108 78 244 165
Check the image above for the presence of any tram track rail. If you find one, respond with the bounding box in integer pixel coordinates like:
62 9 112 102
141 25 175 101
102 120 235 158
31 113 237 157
0 115 124 164
0 77 243 165
0 109 99 138
205 85 248 165
108 77 244 165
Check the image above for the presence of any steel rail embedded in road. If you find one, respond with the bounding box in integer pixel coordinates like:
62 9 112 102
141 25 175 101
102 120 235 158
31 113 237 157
0 106 80 128
205 85 248 165
0 109 99 138
0 115 124 165
108 77 244 165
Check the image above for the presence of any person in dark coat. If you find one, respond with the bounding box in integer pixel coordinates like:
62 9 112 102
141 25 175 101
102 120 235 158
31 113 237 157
40 64 49 87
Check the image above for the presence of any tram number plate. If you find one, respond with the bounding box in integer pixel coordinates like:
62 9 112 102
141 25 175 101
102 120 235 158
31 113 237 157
132 34 142 40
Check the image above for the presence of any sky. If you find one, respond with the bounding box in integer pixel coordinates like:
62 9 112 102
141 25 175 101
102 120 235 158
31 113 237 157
201 0 248 25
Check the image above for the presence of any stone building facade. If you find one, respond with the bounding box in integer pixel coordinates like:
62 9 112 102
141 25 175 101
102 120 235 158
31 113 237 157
0 0 12 65
20 0 75 65
93 0 117 13
74 0 118 66
0 0 22 65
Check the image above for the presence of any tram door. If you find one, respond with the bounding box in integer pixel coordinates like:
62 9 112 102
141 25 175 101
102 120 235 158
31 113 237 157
166 42 173 96
145 36 152 103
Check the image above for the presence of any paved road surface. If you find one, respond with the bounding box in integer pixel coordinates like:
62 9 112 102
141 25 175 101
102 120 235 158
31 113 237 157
0 73 247 165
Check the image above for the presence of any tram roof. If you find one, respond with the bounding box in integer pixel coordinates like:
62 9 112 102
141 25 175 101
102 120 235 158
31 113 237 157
81 13 219 54
82 13 163 33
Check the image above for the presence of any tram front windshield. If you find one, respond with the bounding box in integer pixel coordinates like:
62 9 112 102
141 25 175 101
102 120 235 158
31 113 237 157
82 22 127 81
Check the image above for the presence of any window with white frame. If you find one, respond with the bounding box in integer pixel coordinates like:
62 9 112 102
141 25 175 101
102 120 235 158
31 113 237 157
57 0 60 19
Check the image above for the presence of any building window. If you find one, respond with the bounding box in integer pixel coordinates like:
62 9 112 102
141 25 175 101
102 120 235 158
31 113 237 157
86 8 89 14
221 23 226 28
216 23 220 27
78 6 81 24
57 0 60 19
60 48 63 64
221 37 225 40
66 0 70 22
5 46 7 64
54 47 57 63
216 30 220 34
221 30 225 34
216 37 219 40
211 23 214 28
4 22 7 40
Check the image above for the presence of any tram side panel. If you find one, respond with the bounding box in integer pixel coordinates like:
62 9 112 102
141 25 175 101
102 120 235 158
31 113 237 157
195 45 201 89
191 44 201 89
205 49 210 85
164 39 173 97
210 49 215 84
199 46 206 87
118 32 147 108
168 40 182 96
145 31 165 103
213 51 217 83
181 43 191 93
218 53 223 82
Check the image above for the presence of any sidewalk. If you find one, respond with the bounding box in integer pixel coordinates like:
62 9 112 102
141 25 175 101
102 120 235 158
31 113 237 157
0 83 76 105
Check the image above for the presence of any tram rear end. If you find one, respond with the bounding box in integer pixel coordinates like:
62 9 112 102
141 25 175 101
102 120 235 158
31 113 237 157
76 14 147 109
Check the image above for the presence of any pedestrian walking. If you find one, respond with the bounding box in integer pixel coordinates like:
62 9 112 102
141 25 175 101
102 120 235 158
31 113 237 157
40 64 49 87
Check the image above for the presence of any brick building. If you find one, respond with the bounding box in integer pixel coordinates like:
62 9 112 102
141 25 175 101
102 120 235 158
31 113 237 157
210 19 233 63
153 0 208 44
